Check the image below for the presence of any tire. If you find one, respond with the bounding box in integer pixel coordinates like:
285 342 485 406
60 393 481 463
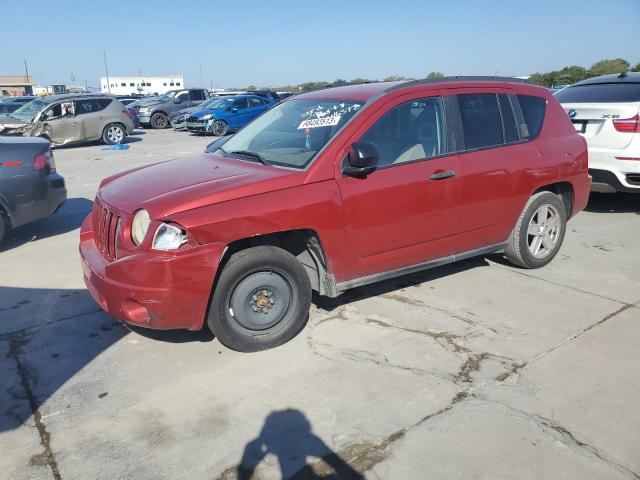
0 212 9 245
150 112 169 129
102 123 126 145
505 191 567 269
208 246 312 352
212 120 228 136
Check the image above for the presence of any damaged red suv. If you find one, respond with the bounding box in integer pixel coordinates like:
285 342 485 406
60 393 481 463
80 77 590 351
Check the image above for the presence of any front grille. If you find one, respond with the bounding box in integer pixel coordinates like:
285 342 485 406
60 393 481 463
187 117 203 123
93 201 121 260
626 174 640 186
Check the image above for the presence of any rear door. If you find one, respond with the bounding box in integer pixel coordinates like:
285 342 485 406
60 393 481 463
556 83 640 149
74 98 110 141
337 93 462 279
450 90 540 251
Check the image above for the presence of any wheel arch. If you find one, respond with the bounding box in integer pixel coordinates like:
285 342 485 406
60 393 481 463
216 229 337 298
533 181 574 218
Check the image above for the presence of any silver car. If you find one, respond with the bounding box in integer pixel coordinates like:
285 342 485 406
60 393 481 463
0 94 134 146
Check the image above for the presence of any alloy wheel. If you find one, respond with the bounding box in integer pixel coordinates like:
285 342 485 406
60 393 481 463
527 204 561 258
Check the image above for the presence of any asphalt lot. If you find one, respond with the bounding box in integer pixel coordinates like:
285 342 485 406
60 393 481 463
1 129 639 480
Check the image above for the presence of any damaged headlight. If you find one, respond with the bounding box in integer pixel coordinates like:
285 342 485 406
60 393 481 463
152 224 187 250
131 209 151 245
200 114 214 121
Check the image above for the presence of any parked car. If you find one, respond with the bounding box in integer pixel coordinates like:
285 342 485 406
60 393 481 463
0 94 134 146
0 96 36 115
276 92 294 100
252 90 281 102
137 88 210 129
80 77 590 352
170 96 231 130
556 72 640 193
185 95 276 136
0 137 67 244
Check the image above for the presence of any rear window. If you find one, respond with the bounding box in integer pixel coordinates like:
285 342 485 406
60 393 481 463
555 83 640 103
516 95 546 139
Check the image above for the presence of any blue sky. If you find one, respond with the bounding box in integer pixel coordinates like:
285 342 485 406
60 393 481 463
2 0 638 89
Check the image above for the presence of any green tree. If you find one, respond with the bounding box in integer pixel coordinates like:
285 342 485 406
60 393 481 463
589 58 630 76
555 65 590 85
383 75 411 82
349 78 375 84
631 63 640 72
332 79 348 86
246 85 256 91
426 71 444 79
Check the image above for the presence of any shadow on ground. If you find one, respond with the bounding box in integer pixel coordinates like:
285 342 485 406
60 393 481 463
0 286 214 434
231 409 363 480
585 192 640 214
0 197 93 252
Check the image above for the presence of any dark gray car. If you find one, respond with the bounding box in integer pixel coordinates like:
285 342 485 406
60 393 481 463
0 96 36 114
137 88 210 129
0 137 67 243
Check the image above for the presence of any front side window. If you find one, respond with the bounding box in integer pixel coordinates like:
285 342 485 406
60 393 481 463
458 94 504 150
360 97 446 167
175 93 188 103
218 99 363 168
232 98 249 110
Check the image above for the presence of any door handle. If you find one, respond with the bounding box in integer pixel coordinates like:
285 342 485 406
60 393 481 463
429 169 456 180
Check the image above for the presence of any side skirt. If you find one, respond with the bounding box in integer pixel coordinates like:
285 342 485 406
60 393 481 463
333 242 507 295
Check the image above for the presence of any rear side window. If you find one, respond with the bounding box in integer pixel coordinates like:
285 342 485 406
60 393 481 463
555 83 640 103
498 94 519 143
95 98 112 110
516 95 546 139
190 90 205 101
75 99 102 115
458 94 503 150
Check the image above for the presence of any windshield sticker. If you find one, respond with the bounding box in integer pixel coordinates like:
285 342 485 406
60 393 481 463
298 115 342 129
300 103 361 121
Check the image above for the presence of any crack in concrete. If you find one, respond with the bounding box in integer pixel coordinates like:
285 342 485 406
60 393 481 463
475 394 640 480
6 331 61 480
0 308 102 338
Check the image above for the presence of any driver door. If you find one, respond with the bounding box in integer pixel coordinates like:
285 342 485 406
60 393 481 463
41 102 84 144
336 93 462 280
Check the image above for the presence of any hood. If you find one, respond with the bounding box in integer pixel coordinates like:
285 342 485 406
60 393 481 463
191 107 226 119
179 106 200 115
98 153 305 219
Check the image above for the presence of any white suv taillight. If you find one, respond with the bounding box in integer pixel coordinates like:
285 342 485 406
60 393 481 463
612 115 640 133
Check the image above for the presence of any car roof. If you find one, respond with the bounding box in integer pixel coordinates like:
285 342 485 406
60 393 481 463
572 72 640 86
39 93 116 103
296 76 534 102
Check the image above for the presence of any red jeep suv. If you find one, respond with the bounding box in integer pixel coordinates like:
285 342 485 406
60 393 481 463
80 77 590 352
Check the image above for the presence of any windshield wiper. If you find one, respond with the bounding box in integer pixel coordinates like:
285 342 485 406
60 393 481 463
230 150 270 165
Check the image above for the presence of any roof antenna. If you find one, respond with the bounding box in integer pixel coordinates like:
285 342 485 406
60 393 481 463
618 71 628 78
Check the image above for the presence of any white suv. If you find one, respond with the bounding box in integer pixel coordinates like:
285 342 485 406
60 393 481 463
556 72 640 193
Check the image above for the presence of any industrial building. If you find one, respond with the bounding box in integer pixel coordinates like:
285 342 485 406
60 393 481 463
0 75 34 96
100 75 185 95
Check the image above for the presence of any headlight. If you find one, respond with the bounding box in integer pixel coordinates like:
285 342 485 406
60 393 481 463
131 209 150 245
152 224 187 250
139 107 149 113
201 114 213 121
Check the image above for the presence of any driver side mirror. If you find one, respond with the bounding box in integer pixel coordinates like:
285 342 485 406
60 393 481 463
343 141 379 177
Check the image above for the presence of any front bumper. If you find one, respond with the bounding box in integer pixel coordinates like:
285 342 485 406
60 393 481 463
138 113 152 124
79 214 224 330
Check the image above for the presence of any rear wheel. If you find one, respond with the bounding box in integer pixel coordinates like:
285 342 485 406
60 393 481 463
150 112 169 129
207 246 311 352
212 120 228 136
505 191 566 268
102 123 126 145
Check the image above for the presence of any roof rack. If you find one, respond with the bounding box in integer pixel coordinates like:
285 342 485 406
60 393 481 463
384 75 532 93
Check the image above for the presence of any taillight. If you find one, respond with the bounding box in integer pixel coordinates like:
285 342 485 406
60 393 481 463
123 108 133 118
612 115 640 133
34 150 55 172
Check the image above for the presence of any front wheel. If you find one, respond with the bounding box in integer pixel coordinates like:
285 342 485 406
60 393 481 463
208 246 312 352
505 191 567 268
102 123 126 145
212 120 228 136
150 112 169 129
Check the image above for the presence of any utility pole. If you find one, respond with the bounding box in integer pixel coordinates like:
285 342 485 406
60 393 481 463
24 58 31 94
103 49 111 93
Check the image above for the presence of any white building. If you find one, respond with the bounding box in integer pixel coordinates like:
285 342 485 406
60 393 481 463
100 75 185 96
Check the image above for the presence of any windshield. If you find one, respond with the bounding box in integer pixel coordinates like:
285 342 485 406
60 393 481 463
9 98 47 123
158 91 177 102
207 97 235 109
219 99 363 168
